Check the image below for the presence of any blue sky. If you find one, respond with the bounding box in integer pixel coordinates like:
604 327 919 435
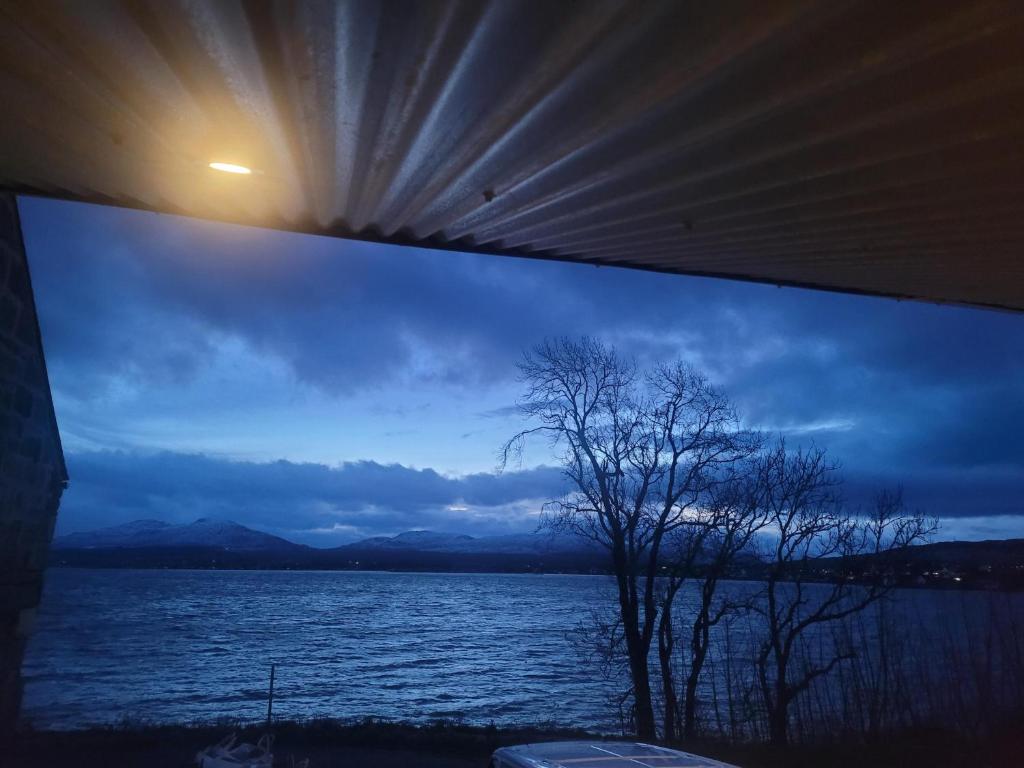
21 197 1024 545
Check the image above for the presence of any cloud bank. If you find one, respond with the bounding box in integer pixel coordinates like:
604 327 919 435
62 451 567 545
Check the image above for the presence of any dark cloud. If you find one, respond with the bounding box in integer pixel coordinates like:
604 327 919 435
23 198 1024 405
22 199 585 396
903 382 1024 470
57 448 1022 547
836 463 1022 520
59 451 568 544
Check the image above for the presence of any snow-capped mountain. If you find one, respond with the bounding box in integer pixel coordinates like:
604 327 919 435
349 530 477 550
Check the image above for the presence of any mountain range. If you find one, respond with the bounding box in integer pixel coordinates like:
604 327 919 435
49 518 1024 588
50 518 602 573
53 518 304 552
52 519 587 555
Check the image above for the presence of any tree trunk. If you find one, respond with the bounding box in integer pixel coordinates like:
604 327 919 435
658 602 677 741
767 674 791 747
770 650 792 747
683 581 713 741
630 642 657 740
683 613 703 740
683 659 702 740
616 556 656 741
683 629 711 740
682 671 699 740
768 702 789 747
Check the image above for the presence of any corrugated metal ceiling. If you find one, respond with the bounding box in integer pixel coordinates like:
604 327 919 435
0 0 1022 310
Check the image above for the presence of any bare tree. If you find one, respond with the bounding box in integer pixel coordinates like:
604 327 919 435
654 519 707 740
752 440 935 746
649 462 767 741
679 464 768 740
503 338 750 740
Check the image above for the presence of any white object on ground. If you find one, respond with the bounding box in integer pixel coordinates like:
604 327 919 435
195 733 274 768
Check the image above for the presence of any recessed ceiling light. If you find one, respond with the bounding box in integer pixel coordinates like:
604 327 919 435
209 161 252 175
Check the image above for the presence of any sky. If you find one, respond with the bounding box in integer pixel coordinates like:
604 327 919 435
20 197 1024 546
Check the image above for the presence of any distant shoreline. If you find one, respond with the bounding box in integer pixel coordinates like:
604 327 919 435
46 528 1024 591
51 521 1024 590
45 558 1024 592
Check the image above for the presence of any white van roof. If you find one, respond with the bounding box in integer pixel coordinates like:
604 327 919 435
491 741 738 768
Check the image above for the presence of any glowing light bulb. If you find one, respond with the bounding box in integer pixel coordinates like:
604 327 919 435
209 161 252 175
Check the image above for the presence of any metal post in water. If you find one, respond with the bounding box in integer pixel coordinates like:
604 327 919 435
266 663 276 729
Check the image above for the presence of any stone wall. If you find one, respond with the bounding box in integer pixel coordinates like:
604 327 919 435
0 192 66 734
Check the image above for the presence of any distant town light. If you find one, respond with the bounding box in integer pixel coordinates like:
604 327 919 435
209 161 251 175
